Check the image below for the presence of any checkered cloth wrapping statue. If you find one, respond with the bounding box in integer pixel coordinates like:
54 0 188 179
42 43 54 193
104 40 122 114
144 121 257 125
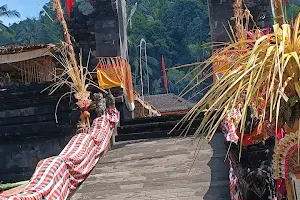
0 107 119 200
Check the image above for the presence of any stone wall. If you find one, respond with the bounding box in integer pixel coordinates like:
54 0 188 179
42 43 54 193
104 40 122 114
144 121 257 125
0 84 77 183
207 0 273 43
0 1 130 182
69 0 128 69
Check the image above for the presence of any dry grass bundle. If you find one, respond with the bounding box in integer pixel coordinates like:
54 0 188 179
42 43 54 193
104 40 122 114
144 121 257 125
42 46 105 123
174 10 300 156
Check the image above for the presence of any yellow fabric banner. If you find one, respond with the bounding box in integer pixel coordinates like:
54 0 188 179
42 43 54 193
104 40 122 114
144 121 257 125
96 57 135 111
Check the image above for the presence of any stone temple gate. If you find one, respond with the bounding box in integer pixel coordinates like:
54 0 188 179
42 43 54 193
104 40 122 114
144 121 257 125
69 0 273 64
68 0 274 118
69 0 128 68
0 0 277 195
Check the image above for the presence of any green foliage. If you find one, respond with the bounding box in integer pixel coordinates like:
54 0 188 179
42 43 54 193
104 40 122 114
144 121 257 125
128 0 210 97
167 69 187 94
0 4 20 37
0 1 63 45
39 2 64 44
286 0 300 20
151 78 164 94
10 18 43 44
0 5 20 18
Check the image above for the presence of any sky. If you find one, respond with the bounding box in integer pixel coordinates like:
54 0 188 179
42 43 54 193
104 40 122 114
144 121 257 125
1 0 49 26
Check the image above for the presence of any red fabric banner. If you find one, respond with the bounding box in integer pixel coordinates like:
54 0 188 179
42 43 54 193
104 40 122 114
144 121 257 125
66 0 75 17
161 56 168 93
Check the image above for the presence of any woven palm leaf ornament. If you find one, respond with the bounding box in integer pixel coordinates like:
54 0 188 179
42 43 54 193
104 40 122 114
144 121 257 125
273 131 300 179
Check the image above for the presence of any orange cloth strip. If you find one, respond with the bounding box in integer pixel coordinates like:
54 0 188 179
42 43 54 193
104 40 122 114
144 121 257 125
97 57 134 111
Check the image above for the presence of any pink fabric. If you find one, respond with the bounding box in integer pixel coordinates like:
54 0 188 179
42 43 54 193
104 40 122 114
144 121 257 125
228 159 242 200
276 128 286 141
220 108 241 144
0 108 119 200
276 179 287 197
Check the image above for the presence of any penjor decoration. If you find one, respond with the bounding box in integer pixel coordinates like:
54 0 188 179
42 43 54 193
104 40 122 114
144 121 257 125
175 0 300 199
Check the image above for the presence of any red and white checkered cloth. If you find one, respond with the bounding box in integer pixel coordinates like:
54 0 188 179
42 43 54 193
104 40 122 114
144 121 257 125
0 107 119 200
220 108 241 144
228 159 242 200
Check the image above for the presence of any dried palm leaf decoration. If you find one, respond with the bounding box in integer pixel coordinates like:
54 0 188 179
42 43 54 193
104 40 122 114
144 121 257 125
42 0 106 131
173 0 300 159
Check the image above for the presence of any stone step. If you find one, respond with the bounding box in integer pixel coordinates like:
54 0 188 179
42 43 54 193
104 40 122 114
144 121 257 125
0 122 75 141
116 128 197 142
0 104 73 118
0 96 73 110
0 83 51 92
0 112 72 126
0 84 70 97
118 119 201 135
121 114 203 126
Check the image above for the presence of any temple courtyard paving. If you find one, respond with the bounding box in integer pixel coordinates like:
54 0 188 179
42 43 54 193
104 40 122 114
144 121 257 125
70 133 230 200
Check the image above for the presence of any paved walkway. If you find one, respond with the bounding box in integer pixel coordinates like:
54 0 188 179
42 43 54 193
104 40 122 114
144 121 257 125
71 133 230 200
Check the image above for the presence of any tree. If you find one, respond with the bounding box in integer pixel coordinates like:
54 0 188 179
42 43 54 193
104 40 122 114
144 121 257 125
152 78 163 94
128 36 160 94
0 4 20 37
126 0 210 96
10 18 43 44
162 0 210 65
286 0 300 20
167 69 190 94
0 1 63 45
38 2 64 44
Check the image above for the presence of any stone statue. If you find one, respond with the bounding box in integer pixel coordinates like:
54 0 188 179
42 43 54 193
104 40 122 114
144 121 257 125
106 90 115 108
93 92 106 117
3 73 11 88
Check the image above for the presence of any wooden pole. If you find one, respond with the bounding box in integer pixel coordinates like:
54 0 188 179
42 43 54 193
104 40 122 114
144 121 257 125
53 0 78 70
270 0 286 26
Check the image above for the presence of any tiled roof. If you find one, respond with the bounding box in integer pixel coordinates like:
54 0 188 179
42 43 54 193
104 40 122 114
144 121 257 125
143 93 195 112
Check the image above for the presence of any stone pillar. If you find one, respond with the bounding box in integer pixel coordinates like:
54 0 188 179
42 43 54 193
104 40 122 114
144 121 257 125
94 0 120 57
116 0 129 60
207 0 235 43
92 0 128 58
207 0 273 43
207 0 272 83
69 0 134 121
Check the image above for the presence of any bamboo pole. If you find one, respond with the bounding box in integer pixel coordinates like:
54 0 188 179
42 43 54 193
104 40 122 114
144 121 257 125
52 0 78 71
270 0 286 26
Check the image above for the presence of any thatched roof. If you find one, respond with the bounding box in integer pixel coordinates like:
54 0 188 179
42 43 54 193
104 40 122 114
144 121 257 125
0 44 53 55
0 44 55 64
143 93 195 113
